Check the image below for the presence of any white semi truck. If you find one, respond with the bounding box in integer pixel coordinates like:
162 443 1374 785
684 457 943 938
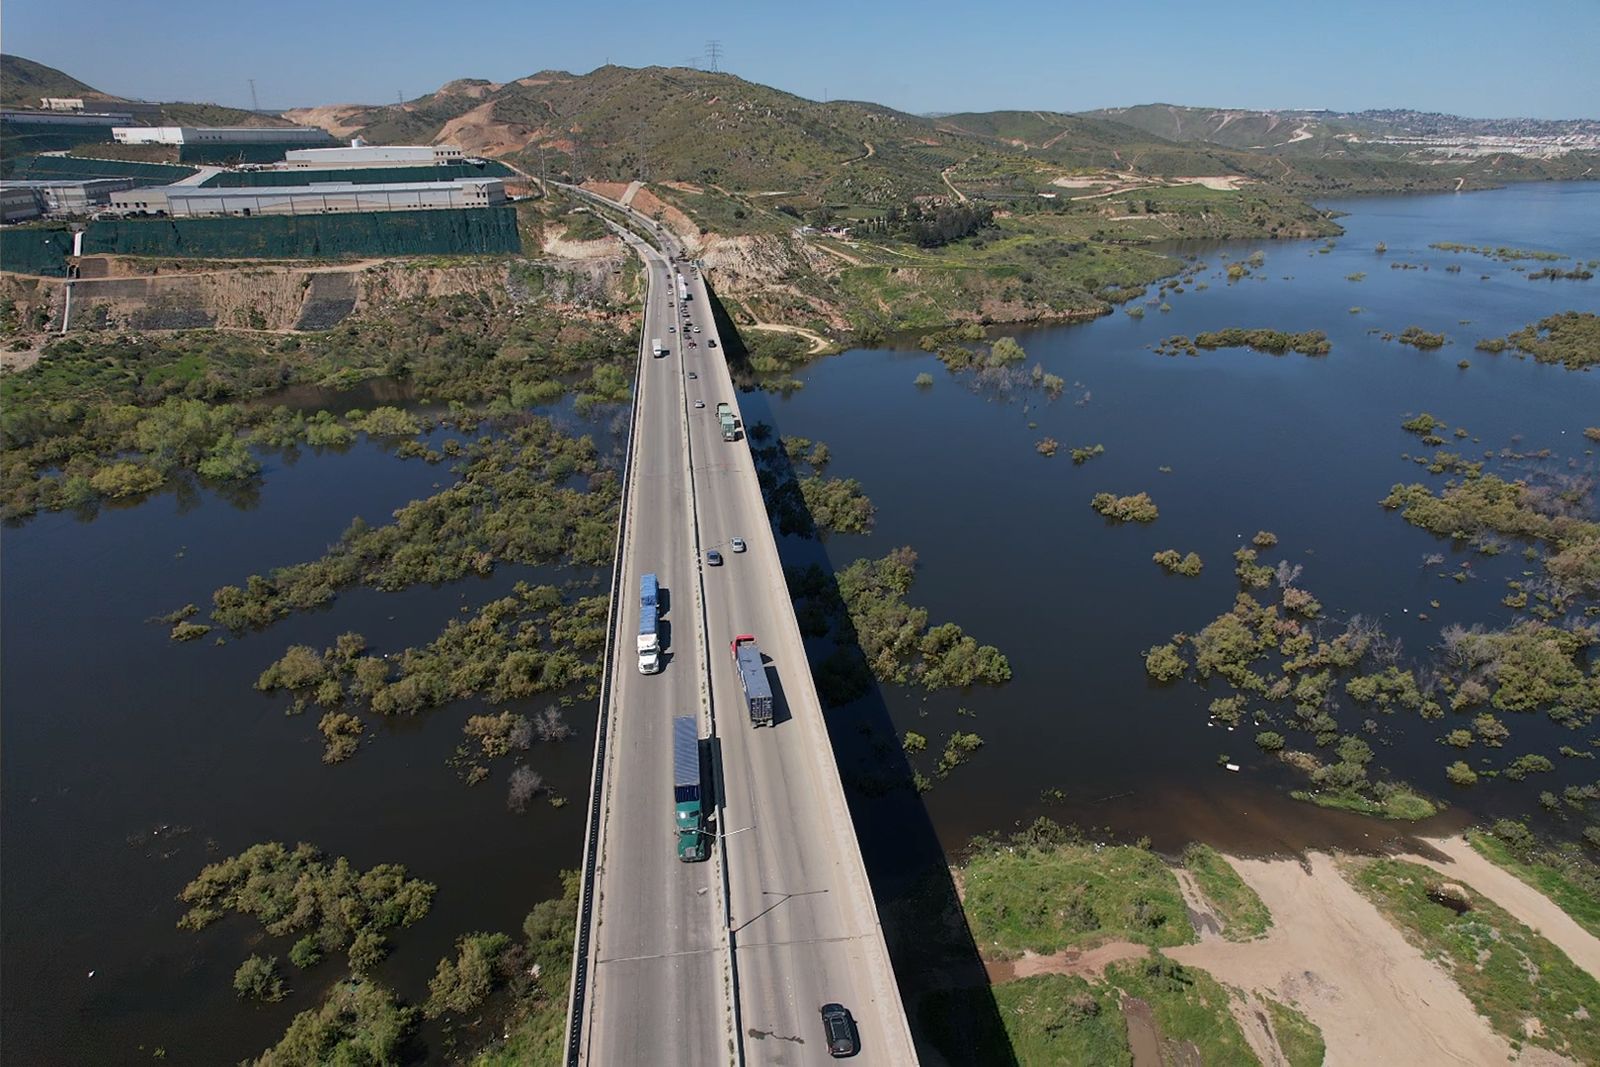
638 573 662 674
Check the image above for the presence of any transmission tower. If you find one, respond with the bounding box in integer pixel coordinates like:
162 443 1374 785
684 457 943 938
705 40 722 72
248 79 259 112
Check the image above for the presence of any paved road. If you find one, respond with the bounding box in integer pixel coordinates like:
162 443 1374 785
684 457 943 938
576 192 916 1066
581 232 728 1066
681 264 914 1067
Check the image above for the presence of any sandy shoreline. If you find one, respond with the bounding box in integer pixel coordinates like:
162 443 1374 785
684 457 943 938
976 833 1597 1065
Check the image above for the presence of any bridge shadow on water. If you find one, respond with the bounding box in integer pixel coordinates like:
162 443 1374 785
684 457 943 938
704 284 1018 1066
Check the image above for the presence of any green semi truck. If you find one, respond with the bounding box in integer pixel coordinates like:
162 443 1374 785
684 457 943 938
672 716 709 862
716 402 737 442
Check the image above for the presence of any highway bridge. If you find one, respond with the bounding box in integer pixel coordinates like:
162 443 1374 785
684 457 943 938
563 190 916 1065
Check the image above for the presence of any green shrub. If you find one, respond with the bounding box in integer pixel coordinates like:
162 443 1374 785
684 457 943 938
1145 643 1187 682
233 955 286 1002
1091 491 1159 523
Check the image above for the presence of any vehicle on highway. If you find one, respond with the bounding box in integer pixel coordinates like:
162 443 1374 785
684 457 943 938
706 549 722 566
707 339 717 348
731 635 774 727
638 573 662 674
730 537 746 553
716 403 737 441
668 326 676 333
652 338 666 357
820 1003 859 1058
688 371 697 379
693 325 702 333
694 400 705 408
672 716 709 863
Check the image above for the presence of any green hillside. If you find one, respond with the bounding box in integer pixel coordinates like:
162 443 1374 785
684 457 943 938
1085 104 1327 151
0 54 114 108
324 65 985 204
2 53 289 127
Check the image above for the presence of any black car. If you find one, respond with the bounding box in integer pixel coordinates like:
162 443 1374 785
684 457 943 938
819 1003 858 1057
706 549 723 566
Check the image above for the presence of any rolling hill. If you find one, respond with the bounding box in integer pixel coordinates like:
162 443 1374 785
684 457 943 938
0 54 290 126
1086 103 1600 159
0 54 118 109
281 67 1292 206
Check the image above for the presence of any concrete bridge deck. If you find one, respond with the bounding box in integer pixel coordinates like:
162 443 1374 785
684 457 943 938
565 191 915 1066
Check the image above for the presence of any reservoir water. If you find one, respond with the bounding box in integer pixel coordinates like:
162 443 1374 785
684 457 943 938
2 182 1597 1061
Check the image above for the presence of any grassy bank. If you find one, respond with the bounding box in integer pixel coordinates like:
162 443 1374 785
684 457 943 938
1183 844 1272 941
1347 856 1600 1062
961 820 1193 958
1467 823 1600 940
1265 996 1327 1067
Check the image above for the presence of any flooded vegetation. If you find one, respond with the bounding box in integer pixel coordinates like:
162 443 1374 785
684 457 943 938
749 182 1600 859
4 180 1598 1062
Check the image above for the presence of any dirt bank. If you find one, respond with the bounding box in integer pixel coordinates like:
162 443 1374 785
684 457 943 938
1411 834 1600 977
1167 852 1570 1066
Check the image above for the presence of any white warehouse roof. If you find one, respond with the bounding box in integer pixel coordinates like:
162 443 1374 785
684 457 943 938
113 126 331 145
116 177 506 217
284 144 464 166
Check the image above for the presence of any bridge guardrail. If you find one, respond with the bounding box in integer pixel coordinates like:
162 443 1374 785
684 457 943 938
562 225 651 1067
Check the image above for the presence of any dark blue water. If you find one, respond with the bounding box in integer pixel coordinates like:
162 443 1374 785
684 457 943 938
1 424 613 1063
753 182 1600 857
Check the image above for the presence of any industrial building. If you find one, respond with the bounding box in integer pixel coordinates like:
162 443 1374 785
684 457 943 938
1 186 43 223
0 178 139 221
112 126 331 146
2 108 135 126
109 177 505 217
284 143 465 168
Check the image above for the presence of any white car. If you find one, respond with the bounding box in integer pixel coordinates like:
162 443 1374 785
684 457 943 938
694 400 705 409
694 325 702 333
730 537 746 553
668 326 676 333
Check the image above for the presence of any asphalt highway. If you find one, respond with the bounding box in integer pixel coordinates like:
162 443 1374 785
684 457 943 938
577 196 915 1065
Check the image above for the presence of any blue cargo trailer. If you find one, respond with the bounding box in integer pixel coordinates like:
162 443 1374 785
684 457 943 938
672 716 708 862
638 573 661 674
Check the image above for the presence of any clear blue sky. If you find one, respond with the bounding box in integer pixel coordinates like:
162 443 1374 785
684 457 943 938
4 0 1596 119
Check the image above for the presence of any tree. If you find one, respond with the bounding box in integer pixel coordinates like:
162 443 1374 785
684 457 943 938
424 932 512 1018
989 337 1027 365
1145 643 1187 682
234 955 286 1002
348 930 388 974
255 979 416 1066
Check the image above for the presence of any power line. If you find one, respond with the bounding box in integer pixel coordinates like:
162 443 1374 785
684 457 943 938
705 40 722 72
